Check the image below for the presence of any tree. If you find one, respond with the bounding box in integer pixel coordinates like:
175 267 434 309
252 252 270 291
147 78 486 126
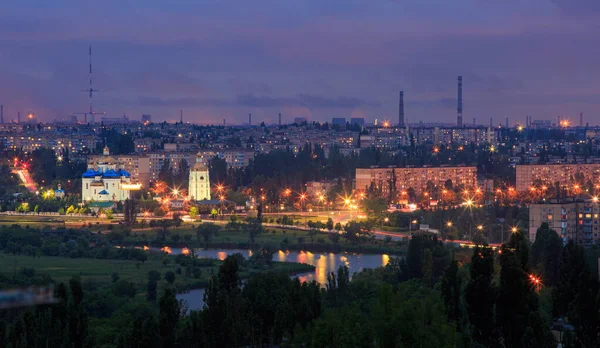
496 232 551 347
210 208 218 220
197 222 220 245
334 222 342 232
158 288 180 347
66 205 75 214
164 271 176 285
247 218 263 243
189 206 198 219
466 244 496 345
530 222 562 286
123 198 137 227
326 217 334 231
422 248 433 287
147 270 161 302
441 260 461 324
34 204 40 214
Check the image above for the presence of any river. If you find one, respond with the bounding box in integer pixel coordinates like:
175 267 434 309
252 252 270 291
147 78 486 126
172 248 392 311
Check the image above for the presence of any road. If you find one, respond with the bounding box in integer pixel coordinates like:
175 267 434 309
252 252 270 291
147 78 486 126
12 168 37 193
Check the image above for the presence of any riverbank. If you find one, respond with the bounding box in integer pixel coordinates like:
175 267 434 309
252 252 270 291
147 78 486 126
118 223 407 256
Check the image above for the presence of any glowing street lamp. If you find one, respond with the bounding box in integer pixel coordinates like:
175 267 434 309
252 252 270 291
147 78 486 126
477 225 484 231
447 221 453 227
512 226 518 233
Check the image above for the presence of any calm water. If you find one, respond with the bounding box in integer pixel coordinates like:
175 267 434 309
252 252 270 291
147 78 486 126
173 248 391 311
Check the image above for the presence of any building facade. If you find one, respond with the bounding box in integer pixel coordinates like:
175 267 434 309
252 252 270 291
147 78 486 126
355 165 477 195
516 164 600 192
82 146 141 202
529 198 600 247
188 161 211 201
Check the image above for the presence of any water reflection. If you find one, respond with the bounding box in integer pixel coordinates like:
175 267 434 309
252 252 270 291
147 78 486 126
165 248 390 286
175 248 393 312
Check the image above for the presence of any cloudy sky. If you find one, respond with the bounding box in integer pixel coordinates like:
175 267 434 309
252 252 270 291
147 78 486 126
1 0 599 125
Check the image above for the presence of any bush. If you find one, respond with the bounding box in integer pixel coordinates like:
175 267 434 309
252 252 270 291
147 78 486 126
164 271 176 284
112 280 137 298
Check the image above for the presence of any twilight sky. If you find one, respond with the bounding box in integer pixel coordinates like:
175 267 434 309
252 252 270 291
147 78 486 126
1 0 600 125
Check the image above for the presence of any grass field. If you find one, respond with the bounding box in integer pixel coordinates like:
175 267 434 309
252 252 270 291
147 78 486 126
0 252 314 293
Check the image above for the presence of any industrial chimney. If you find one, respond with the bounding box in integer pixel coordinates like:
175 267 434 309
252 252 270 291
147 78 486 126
399 91 405 127
580 112 584 127
249 113 252 126
457 76 463 127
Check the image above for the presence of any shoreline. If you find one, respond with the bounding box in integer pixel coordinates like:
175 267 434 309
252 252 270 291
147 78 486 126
124 240 406 256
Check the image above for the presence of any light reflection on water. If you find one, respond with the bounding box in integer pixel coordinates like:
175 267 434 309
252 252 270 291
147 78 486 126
167 248 390 286
173 248 392 311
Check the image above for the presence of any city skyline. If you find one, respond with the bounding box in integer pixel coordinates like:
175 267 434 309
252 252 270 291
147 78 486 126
1 1 600 124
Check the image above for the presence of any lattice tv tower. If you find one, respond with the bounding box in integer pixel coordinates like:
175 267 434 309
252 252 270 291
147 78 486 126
76 45 105 123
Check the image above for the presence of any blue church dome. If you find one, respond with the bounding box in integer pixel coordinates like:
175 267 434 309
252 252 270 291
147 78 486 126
82 169 99 178
103 169 119 178
117 169 131 178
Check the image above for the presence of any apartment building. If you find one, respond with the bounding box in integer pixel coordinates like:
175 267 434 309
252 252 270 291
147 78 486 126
355 165 477 195
529 198 600 247
516 164 600 192
88 154 150 187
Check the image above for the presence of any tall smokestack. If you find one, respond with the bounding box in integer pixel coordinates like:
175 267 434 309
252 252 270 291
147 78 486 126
180 110 183 124
399 91 405 126
558 115 561 127
223 119 226 126
457 76 463 127
278 113 282 126
580 112 583 127
249 113 252 126
0 105 3 124
490 117 493 127
17 112 20 124
473 117 476 125
505 117 509 128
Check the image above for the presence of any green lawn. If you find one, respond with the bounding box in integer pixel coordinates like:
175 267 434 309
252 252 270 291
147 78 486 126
0 252 314 293
0 253 218 289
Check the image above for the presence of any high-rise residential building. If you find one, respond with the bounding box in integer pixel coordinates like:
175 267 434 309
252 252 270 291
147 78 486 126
516 164 600 192
350 118 365 127
332 118 346 127
529 198 600 247
355 165 477 195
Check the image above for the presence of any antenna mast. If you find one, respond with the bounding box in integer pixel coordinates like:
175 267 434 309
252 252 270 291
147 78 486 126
81 45 99 122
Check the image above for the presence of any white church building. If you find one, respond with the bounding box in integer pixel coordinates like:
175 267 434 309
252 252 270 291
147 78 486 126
81 146 141 202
